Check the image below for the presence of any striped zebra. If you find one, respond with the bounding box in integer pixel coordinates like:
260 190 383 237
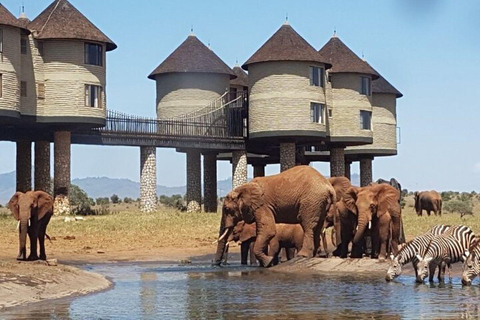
461 238 480 285
385 225 450 281
416 225 475 283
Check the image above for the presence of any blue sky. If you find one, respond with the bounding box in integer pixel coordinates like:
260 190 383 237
1 0 479 191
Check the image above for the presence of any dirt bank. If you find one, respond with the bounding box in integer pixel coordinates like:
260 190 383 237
0 260 111 311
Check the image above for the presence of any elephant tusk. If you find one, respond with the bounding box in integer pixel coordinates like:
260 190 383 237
368 221 371 230
16 221 20 230
217 228 230 243
321 228 326 234
28 219 31 227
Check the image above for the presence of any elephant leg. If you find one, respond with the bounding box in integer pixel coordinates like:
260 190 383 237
378 216 391 260
370 225 379 259
249 241 257 265
268 239 280 266
253 210 276 268
27 226 39 261
17 227 27 261
427 210 431 216
286 247 296 260
321 232 329 257
38 214 52 261
222 242 230 265
240 242 249 265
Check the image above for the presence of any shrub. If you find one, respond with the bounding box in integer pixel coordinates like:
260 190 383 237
96 197 110 205
110 194 120 204
124 197 134 204
159 194 186 211
443 200 474 217
441 191 454 202
70 185 91 207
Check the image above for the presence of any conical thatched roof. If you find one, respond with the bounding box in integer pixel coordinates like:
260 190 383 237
319 36 378 79
0 4 29 33
372 75 402 98
230 65 248 87
148 34 235 80
28 0 116 51
242 23 331 70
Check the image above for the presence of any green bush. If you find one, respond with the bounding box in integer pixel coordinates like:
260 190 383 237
96 197 110 205
124 197 134 204
110 194 120 204
443 200 474 217
159 194 186 211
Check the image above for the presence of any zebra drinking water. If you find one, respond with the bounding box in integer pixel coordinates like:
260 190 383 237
461 239 480 285
416 225 475 283
385 225 450 281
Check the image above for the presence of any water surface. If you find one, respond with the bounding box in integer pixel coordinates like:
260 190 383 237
1 262 479 319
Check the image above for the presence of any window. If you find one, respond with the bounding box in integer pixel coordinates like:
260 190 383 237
21 37 27 54
328 109 333 118
20 81 27 97
37 83 45 99
37 41 44 56
360 110 372 130
0 29 3 54
310 103 325 124
361 76 371 96
85 84 102 108
310 66 324 87
84 43 103 66
0 74 2 98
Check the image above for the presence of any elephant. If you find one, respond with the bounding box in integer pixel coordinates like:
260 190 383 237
343 183 402 260
414 191 442 216
8 191 54 261
227 221 258 265
269 223 304 265
375 178 405 244
213 165 336 268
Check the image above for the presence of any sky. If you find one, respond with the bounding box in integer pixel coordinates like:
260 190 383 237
1 0 479 191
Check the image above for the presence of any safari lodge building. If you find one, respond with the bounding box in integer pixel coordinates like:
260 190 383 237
0 1 402 213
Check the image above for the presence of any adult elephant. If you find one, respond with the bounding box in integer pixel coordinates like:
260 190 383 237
213 165 335 268
344 184 402 260
414 191 442 216
8 191 54 261
376 178 405 244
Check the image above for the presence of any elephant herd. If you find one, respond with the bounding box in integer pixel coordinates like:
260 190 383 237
213 165 405 268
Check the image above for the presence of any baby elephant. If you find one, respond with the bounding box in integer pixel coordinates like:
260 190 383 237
8 191 54 261
269 224 304 266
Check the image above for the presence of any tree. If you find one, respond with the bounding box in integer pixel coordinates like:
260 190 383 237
96 197 110 205
110 194 120 204
443 200 474 217
69 185 91 207
124 197 134 204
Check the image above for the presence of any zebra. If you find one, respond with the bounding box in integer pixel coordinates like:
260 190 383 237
416 225 475 283
385 225 450 281
461 239 480 285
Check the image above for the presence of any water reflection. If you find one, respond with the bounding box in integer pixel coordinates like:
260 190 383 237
0 263 479 319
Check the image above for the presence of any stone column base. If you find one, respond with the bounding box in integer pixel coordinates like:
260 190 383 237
280 143 296 172
232 150 247 189
330 147 345 177
186 150 201 212
35 141 51 193
140 146 157 213
54 131 71 215
203 153 218 213
53 195 70 216
360 157 373 187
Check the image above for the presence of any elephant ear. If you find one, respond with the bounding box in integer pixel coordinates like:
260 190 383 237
237 182 264 224
239 223 257 242
33 191 53 220
343 187 359 215
328 177 351 202
8 192 22 221
375 184 400 218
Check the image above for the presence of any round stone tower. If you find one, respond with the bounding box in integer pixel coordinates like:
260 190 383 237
243 22 331 171
27 0 116 126
318 34 379 177
0 4 30 121
149 34 235 119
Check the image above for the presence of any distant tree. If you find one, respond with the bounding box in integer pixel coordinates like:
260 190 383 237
110 194 120 204
124 197 134 204
444 200 474 217
159 194 185 211
96 197 110 205
69 185 91 207
441 191 454 202
459 192 472 202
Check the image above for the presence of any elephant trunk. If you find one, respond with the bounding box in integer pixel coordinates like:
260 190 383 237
213 227 232 265
18 218 29 260
353 215 369 244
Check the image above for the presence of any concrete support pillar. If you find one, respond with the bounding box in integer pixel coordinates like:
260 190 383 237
16 140 32 192
186 150 201 212
34 141 51 193
54 131 71 215
330 147 345 177
253 164 265 178
140 146 157 213
203 153 217 213
360 157 373 187
232 150 247 189
345 160 352 181
279 142 296 172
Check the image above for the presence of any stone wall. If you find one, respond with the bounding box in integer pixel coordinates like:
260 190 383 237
232 150 247 189
156 73 230 119
280 143 296 172
0 26 21 115
16 140 32 192
330 147 345 177
360 157 373 187
140 146 157 213
34 141 51 192
186 150 201 212
248 61 327 137
203 153 217 213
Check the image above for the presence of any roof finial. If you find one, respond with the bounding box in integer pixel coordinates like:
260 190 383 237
189 25 195 37
208 40 212 50
333 26 337 37
235 58 239 67
284 13 289 25
362 51 365 61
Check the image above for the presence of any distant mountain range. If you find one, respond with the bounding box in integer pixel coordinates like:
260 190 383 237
0 170 360 204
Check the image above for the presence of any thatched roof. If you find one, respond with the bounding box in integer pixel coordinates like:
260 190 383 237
318 36 378 79
148 34 235 80
242 22 331 70
28 0 116 51
230 65 248 87
0 4 29 33
372 75 403 98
